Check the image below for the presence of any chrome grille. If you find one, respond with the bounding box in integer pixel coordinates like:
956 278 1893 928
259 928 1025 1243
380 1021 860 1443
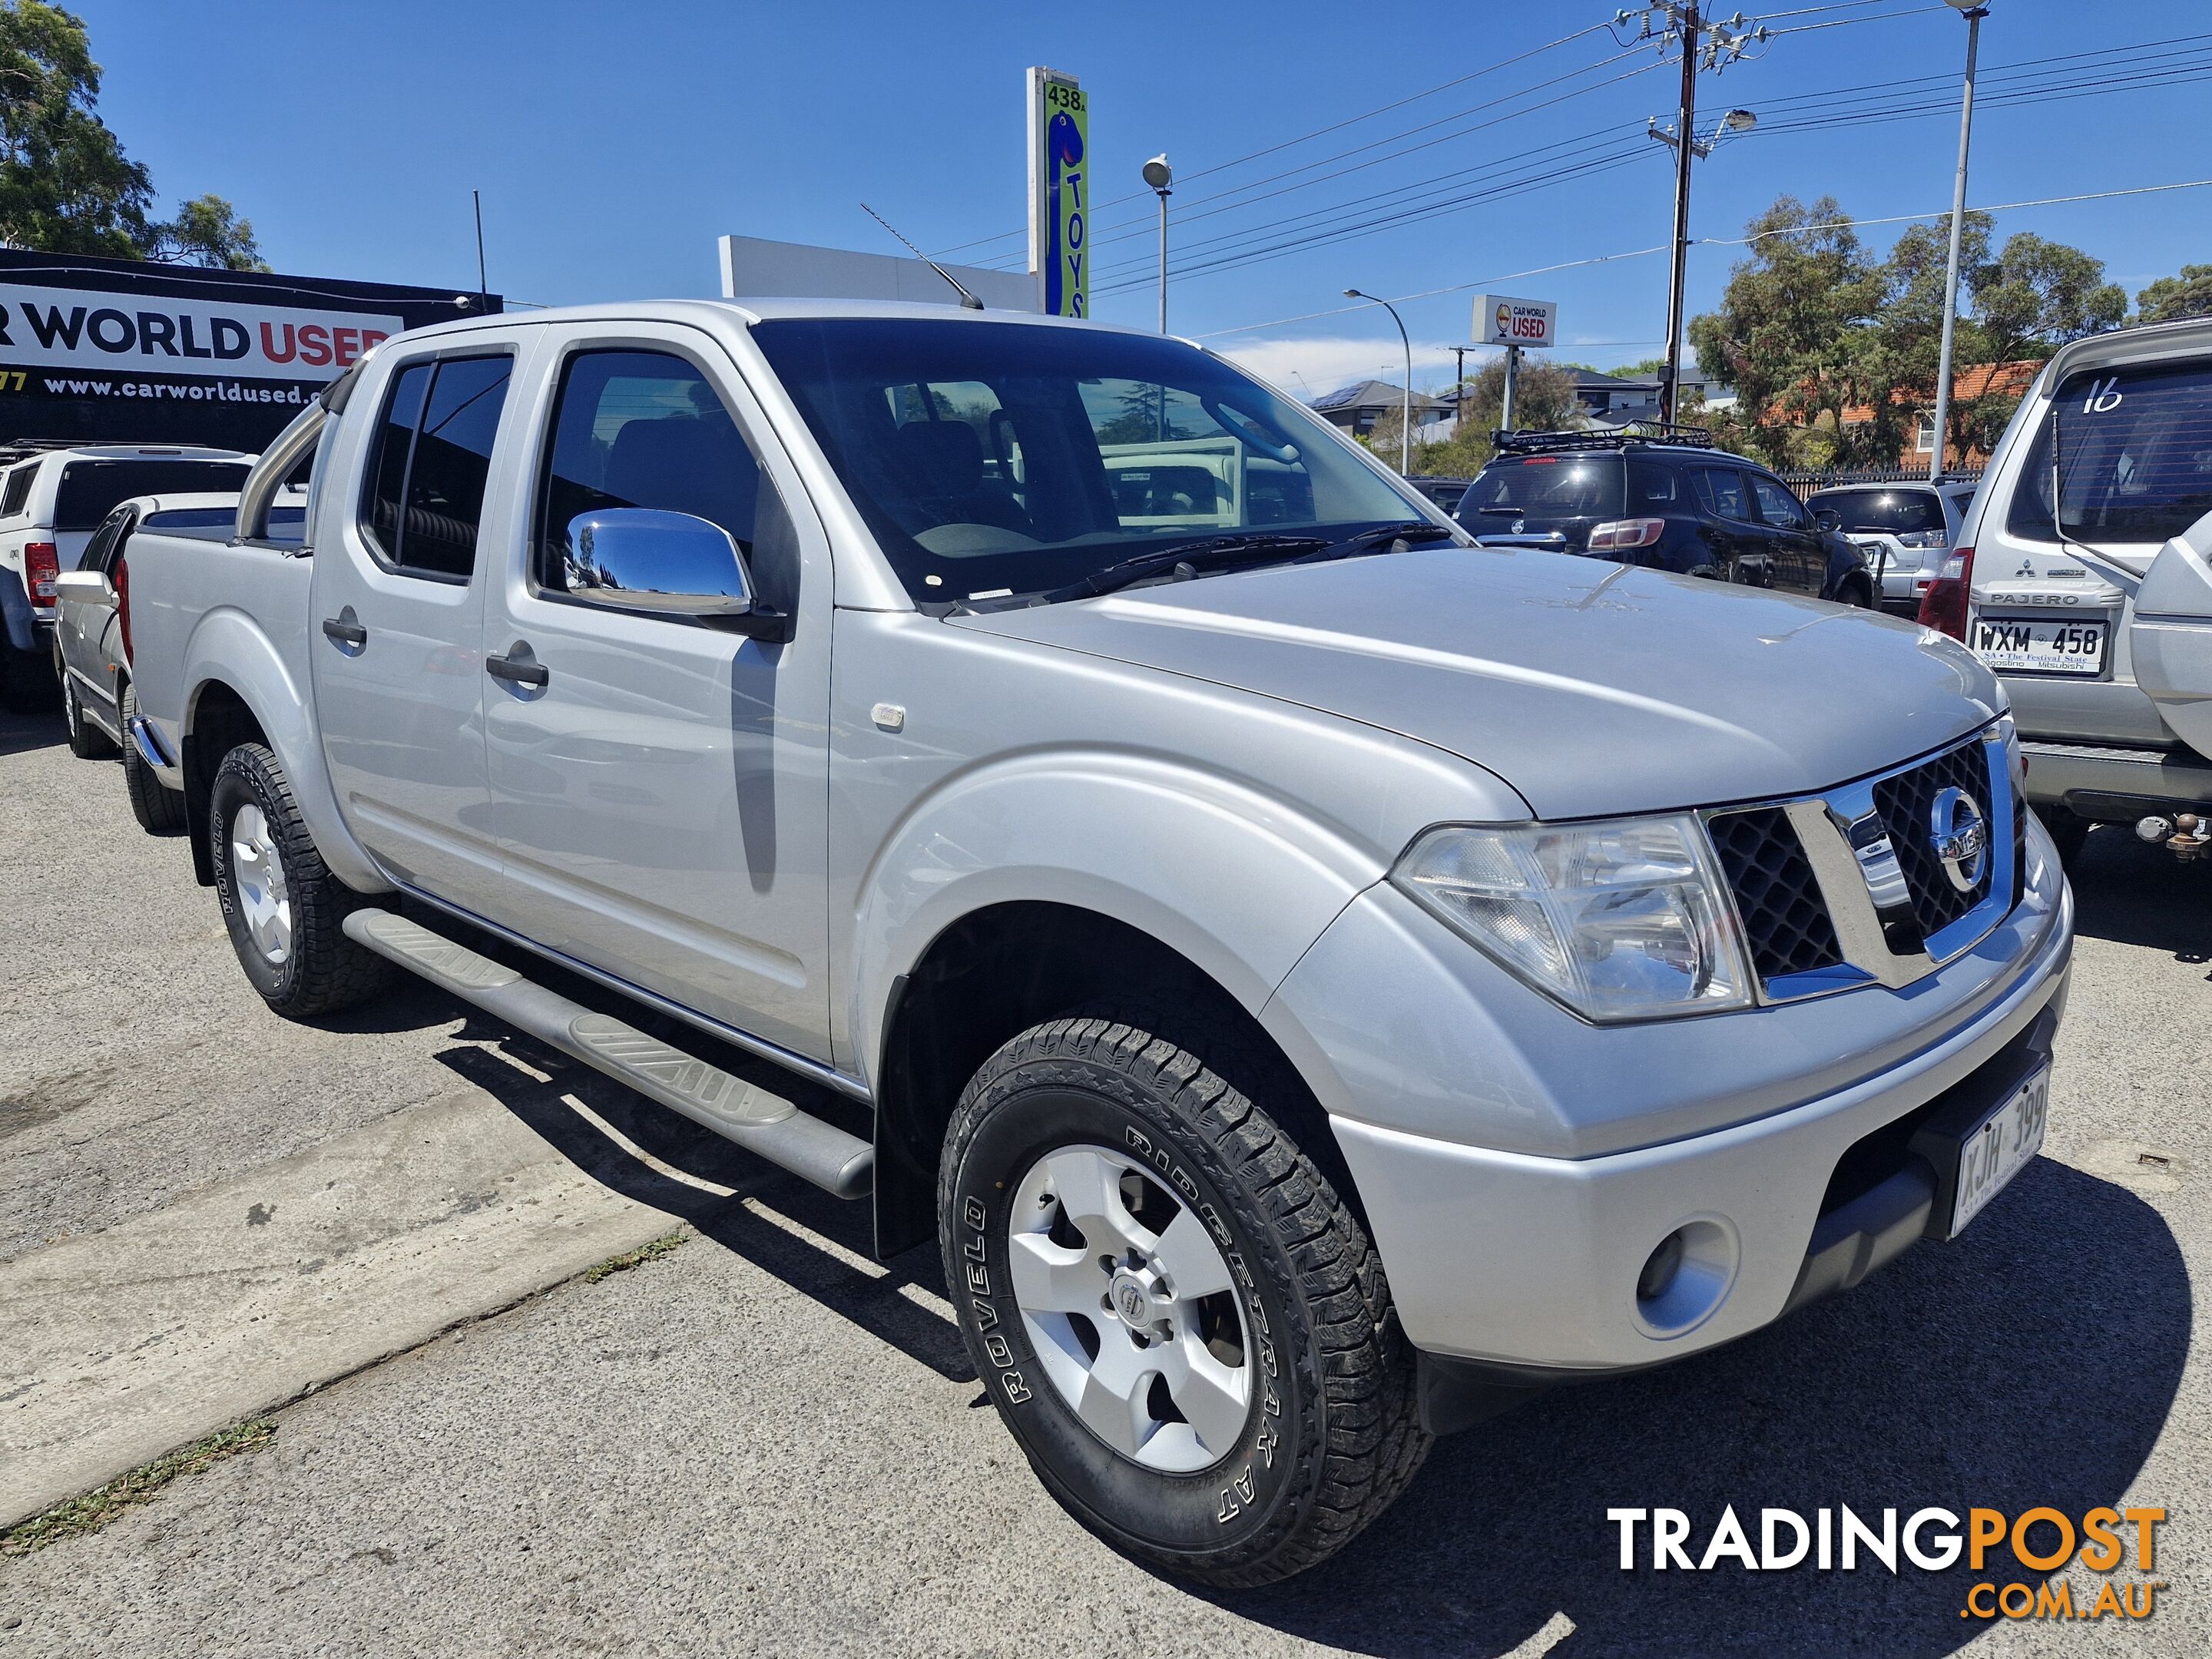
1709 807 1844 980
1869 740 1996 937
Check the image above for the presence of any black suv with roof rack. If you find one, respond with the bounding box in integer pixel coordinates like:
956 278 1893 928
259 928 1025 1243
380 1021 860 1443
1452 424 1876 608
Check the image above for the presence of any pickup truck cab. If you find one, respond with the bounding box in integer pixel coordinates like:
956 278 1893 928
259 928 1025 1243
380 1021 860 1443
1924 315 2212 860
125 300 2071 1585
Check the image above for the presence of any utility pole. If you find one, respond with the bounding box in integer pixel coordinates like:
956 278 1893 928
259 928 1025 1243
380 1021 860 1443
1660 2 1698 426
1635 4 1764 424
1929 3 1988 482
1501 345 1522 432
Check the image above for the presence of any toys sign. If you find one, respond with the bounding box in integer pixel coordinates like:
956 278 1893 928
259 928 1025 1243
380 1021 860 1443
1472 294 1558 349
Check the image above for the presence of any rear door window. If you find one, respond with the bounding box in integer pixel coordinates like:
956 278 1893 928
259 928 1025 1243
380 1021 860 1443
1626 459 1683 511
53 460 250 530
359 354 513 579
1692 467 1752 522
2007 359 2212 544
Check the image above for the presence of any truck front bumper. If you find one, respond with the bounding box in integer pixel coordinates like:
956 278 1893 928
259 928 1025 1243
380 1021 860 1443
1263 819 2073 1374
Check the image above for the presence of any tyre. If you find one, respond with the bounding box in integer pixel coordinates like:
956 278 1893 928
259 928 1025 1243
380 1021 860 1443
119 682 187 836
1839 576 1876 609
2038 804 2091 870
208 741 391 1018
940 1008 1429 1588
62 674 116 759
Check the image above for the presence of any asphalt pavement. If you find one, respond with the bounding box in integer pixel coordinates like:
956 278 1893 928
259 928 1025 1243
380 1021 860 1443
1 702 2207 1658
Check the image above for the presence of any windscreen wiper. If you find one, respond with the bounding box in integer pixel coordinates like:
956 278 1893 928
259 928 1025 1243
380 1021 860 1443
1289 520 1459 565
1033 531 1329 604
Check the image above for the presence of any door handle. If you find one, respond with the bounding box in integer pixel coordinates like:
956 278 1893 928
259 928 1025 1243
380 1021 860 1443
321 615 366 646
485 651 548 687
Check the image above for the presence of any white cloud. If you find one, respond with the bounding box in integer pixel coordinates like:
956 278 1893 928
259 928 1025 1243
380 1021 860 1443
1217 334 1502 401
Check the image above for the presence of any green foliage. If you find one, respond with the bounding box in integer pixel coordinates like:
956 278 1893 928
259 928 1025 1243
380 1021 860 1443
2134 263 2212 326
584 1228 689 1283
1694 194 2128 468
1403 356 1583 478
0 1420 276 1553
0 2 264 267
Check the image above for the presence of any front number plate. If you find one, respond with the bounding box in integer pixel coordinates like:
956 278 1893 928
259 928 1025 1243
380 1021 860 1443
1971 615 2108 677
1945 1061 2050 1237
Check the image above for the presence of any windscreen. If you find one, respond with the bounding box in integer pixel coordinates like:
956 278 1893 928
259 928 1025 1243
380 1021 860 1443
55 461 250 530
1810 488 1947 536
749 317 1419 604
1455 454 1625 531
2005 359 2212 545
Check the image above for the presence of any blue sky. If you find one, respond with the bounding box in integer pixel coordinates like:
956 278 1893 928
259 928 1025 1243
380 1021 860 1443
79 1 2212 396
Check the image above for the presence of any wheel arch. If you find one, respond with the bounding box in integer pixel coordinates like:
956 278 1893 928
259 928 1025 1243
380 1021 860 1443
870 899 1361 1259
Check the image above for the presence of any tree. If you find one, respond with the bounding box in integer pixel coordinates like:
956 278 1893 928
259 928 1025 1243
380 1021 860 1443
0 2 264 267
2135 263 2212 325
1970 232 2126 369
0 0 152 255
1397 356 1582 476
154 191 268 271
1689 195 1887 469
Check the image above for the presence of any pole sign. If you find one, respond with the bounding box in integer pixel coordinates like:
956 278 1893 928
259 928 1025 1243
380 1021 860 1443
0 249 492 449
1027 68 1088 318
1472 293 1558 349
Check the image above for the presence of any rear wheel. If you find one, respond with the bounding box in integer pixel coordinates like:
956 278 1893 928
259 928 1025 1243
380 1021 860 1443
940 1008 1428 1588
63 674 116 759
119 682 187 835
209 741 391 1018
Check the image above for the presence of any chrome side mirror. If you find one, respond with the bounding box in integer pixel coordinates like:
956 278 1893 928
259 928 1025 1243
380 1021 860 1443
565 508 753 617
53 568 118 608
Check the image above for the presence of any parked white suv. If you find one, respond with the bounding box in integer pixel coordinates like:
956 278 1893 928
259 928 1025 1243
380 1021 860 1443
1925 316 2212 861
0 442 251 708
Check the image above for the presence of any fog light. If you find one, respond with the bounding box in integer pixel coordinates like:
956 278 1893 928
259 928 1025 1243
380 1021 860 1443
1638 1230 1686 1301
1631 1217 1740 1338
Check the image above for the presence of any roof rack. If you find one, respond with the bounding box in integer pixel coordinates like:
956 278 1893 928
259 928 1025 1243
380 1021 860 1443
1491 421 1718 455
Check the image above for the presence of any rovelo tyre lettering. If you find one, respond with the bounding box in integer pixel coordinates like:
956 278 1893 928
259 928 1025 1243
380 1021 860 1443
1121 1122 1282 1521
960 1194 1031 1404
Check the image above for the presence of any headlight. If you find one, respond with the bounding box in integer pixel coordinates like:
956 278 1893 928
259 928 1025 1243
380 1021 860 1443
1392 815 1753 1022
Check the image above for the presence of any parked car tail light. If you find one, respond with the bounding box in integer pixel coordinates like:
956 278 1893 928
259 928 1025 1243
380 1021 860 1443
1587 518 1665 552
1918 544 1974 637
25 541 59 609
115 555 132 664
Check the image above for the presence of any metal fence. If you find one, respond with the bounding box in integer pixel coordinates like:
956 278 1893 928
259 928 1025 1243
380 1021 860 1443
1780 467 1983 501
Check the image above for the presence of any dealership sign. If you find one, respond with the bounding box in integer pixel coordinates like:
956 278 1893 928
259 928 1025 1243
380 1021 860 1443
1472 293 1558 349
1027 68 1089 318
0 282 401 379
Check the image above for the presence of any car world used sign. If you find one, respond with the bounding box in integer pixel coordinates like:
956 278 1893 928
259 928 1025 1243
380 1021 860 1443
0 282 402 379
1472 293 1558 349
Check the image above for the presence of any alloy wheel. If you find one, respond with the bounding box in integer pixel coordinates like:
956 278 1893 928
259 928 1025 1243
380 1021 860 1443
228 802 293 966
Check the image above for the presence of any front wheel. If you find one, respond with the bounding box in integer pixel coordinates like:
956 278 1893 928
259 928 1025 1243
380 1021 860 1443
63 674 116 759
119 682 187 835
209 742 391 1018
939 1010 1429 1587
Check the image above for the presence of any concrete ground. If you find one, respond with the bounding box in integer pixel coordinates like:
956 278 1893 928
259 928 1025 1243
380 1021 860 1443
0 702 2206 1657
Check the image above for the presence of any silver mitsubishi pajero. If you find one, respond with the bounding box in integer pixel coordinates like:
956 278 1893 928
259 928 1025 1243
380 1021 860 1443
117 300 2072 1584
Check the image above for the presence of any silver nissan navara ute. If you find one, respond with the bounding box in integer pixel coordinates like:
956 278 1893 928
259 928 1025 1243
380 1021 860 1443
118 300 2072 1586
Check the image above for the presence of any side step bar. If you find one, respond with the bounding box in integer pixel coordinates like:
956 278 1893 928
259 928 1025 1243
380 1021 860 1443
342 908 873 1199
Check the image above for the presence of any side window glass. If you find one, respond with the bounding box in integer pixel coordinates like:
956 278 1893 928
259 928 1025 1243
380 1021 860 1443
1626 459 1679 511
537 349 791 609
359 355 512 580
0 465 32 518
1694 467 1750 522
1750 474 1807 530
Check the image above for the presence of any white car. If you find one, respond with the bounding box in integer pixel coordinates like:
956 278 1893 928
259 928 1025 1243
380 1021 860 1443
0 442 253 710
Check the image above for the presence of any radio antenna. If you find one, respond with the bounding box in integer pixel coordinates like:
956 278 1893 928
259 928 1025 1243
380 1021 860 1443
860 203 985 310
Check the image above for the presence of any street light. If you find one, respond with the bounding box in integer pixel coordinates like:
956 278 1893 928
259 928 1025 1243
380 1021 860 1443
1345 288 1412 475
1143 154 1173 335
1929 2 1989 482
